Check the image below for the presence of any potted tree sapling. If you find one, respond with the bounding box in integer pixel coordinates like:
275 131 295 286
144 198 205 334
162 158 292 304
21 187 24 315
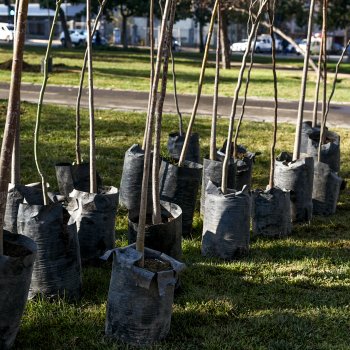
55 0 107 196
274 0 316 223
311 4 347 215
200 3 236 215
216 3 261 193
118 0 155 215
16 0 82 301
159 0 220 236
252 1 291 237
104 0 185 345
67 0 118 265
201 0 268 260
301 0 340 175
128 0 183 260
0 0 37 347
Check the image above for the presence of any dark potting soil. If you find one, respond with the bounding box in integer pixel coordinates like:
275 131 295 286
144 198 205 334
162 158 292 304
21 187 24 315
144 213 174 227
4 240 32 258
143 258 172 273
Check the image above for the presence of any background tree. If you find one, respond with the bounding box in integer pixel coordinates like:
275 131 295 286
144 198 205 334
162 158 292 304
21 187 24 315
39 0 73 47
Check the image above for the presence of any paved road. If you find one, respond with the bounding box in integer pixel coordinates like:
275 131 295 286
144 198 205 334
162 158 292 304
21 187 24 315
0 82 349 128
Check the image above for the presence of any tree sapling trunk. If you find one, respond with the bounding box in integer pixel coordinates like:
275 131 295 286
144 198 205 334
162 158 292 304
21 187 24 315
142 0 155 150
292 0 316 161
34 0 63 205
0 0 28 255
318 0 328 160
221 0 268 194
152 0 176 225
209 4 221 161
312 36 324 128
86 0 97 194
318 41 350 161
136 0 172 266
178 0 219 167
220 8 231 70
268 0 278 189
232 6 259 159
75 0 108 165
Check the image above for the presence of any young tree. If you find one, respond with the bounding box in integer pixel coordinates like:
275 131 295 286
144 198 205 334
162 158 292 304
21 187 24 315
0 0 29 255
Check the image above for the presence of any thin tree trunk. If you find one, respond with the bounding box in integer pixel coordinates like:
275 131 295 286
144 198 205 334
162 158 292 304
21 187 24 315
75 0 108 165
0 0 28 256
292 0 316 161
11 116 20 184
34 0 62 205
220 8 231 70
221 0 268 194
152 0 176 225
121 14 128 49
199 21 205 53
136 0 172 266
59 7 72 48
268 0 278 189
312 39 323 128
170 48 183 135
209 5 221 161
319 40 350 155
230 5 318 73
142 0 155 150
86 0 96 194
178 0 219 167
233 17 259 159
318 0 328 161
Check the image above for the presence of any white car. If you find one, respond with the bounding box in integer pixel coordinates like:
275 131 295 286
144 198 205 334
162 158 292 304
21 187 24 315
0 22 14 42
230 39 248 52
59 29 86 46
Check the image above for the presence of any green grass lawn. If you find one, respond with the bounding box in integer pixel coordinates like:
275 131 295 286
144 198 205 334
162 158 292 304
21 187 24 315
1 45 350 102
1 99 350 349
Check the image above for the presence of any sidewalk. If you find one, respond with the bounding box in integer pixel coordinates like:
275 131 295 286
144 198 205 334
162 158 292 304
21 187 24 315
0 82 349 128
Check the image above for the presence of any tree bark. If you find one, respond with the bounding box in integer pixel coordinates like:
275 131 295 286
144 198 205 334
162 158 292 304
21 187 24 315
292 0 316 161
0 0 28 255
220 9 231 70
59 7 72 48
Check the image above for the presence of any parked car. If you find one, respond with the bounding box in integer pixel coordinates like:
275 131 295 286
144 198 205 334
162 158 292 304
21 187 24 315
81 30 108 46
60 29 86 46
172 37 181 52
0 22 14 42
230 36 282 54
230 39 248 52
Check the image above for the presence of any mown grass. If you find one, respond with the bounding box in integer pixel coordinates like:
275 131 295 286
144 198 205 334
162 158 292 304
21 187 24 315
1 99 350 349
0 45 350 102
